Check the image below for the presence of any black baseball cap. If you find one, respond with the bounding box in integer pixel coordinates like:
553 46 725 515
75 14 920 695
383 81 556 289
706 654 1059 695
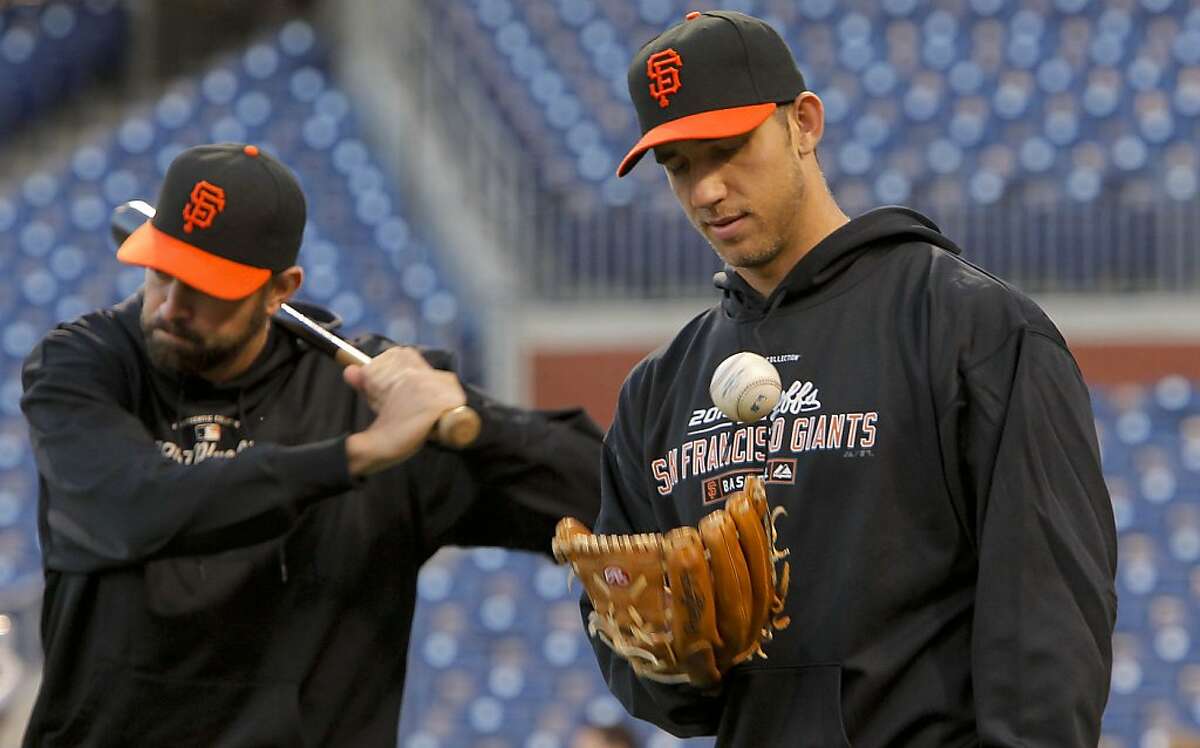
117 143 306 300
617 11 807 177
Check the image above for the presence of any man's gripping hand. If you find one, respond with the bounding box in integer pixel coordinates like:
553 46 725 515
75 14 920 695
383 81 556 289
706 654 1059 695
553 475 791 688
343 347 467 477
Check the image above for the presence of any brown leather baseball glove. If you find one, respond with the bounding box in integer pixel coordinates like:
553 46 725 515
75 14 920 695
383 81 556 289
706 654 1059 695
553 474 790 687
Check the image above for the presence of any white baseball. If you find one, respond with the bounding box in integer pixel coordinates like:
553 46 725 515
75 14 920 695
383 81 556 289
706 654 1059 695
709 352 782 423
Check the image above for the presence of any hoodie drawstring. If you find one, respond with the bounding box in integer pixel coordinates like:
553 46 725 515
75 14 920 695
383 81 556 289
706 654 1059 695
236 391 289 585
174 381 211 581
174 379 185 444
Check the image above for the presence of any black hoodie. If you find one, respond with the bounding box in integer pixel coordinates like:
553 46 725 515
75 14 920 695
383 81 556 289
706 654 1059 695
587 207 1118 747
20 294 602 747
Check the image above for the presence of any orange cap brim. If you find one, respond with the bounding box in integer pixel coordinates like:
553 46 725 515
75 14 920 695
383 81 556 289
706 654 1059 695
116 221 271 301
616 102 778 177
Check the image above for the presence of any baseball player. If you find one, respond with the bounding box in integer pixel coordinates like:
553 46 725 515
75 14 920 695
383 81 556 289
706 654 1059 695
576 11 1117 746
19 143 602 746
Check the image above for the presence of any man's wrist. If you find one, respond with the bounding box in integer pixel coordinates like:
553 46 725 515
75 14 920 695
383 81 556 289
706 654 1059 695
346 430 386 477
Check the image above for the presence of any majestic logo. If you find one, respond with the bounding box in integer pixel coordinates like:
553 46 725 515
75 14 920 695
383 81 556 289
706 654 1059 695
182 180 226 233
646 48 682 108
603 566 631 587
767 459 795 483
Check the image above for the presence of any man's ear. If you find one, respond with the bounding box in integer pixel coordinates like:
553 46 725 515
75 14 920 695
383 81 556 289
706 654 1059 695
265 266 304 315
786 92 826 156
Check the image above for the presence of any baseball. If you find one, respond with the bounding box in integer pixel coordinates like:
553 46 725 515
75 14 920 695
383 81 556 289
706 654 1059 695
709 352 782 423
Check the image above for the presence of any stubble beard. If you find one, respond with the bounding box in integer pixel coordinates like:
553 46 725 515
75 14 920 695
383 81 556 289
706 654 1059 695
704 213 792 272
707 153 805 273
714 233 787 270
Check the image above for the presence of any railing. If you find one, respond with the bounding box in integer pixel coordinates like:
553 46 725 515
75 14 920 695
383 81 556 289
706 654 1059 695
522 190 1200 300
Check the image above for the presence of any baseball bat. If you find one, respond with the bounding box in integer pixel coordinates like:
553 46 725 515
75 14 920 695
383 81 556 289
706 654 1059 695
110 201 481 449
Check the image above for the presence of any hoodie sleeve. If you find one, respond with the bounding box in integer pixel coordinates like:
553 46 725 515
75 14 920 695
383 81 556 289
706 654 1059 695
21 324 355 573
405 383 603 557
580 372 725 738
939 325 1118 746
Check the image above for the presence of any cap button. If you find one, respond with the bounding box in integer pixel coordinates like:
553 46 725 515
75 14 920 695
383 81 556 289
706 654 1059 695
685 11 701 20
243 145 260 157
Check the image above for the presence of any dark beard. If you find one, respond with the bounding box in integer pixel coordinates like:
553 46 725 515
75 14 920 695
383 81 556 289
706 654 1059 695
143 304 267 377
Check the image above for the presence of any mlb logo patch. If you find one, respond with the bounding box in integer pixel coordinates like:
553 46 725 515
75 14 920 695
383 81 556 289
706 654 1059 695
195 423 222 443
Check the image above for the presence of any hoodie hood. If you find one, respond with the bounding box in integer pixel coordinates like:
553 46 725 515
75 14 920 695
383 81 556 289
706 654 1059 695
714 206 962 321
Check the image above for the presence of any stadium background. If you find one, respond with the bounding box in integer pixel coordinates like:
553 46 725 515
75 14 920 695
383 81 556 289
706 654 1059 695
1 0 1199 745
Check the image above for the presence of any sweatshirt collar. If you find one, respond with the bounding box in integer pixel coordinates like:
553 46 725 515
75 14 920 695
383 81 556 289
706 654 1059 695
716 206 962 321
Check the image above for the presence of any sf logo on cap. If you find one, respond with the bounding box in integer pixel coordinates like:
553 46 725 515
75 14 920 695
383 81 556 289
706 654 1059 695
182 180 226 233
647 48 682 108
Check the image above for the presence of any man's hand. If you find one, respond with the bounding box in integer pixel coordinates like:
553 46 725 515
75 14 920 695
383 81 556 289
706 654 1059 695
342 347 467 477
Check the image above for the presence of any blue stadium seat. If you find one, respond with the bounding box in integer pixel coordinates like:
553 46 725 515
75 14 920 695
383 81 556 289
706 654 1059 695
0 1 128 139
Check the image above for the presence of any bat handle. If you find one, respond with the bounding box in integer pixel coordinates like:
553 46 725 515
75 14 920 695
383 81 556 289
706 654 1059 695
332 348 372 368
434 404 482 449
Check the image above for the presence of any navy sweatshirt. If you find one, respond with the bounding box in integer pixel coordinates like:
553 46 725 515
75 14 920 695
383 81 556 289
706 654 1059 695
587 207 1118 747
21 294 602 747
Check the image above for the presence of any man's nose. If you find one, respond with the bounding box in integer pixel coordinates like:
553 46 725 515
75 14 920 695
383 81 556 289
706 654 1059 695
159 279 193 321
690 167 727 212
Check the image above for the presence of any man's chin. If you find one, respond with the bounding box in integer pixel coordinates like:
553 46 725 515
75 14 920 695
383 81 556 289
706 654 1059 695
713 242 781 270
150 327 197 346
146 344 193 375
146 340 222 377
